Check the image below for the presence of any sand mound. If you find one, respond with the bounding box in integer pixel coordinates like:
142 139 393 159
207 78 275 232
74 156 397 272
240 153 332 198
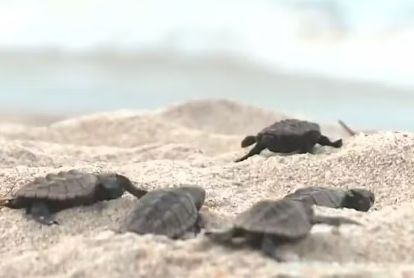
0 113 239 155
0 100 348 155
157 99 287 135
0 101 412 277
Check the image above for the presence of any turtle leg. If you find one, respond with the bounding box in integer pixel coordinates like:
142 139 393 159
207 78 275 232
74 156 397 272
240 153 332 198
298 142 315 154
195 212 205 233
312 215 361 226
318 135 343 148
260 236 284 261
261 236 301 262
234 144 266 162
28 201 59 226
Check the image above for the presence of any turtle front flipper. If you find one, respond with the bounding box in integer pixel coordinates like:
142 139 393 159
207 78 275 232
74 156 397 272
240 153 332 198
235 144 266 162
318 135 343 148
28 201 59 226
180 213 206 240
111 174 147 199
123 182 148 199
194 213 205 233
312 215 361 226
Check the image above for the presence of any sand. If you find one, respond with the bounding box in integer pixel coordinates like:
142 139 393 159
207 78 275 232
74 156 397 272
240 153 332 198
0 99 413 278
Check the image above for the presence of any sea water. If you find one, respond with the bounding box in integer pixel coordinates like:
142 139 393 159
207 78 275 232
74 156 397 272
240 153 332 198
0 0 413 130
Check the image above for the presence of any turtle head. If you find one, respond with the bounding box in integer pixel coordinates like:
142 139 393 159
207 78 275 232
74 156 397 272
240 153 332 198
97 174 127 200
178 186 206 210
343 188 375 212
0 197 16 208
115 174 147 199
241 136 257 148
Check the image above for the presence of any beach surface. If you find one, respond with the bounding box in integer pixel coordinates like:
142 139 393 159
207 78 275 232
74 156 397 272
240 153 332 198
0 99 413 277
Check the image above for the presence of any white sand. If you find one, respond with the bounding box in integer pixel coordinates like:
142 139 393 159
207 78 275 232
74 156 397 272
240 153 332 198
0 99 413 277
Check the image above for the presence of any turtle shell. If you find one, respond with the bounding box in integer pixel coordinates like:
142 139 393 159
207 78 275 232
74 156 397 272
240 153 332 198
13 170 100 208
125 187 205 238
255 119 322 153
284 186 346 208
234 199 313 240
260 119 321 137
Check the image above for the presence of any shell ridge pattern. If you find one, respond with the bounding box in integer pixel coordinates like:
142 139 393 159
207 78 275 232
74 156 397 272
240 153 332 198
173 192 197 228
159 191 194 234
148 192 175 234
177 191 196 216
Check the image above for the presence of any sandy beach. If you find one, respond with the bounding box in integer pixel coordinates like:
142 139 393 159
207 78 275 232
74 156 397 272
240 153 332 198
0 99 413 277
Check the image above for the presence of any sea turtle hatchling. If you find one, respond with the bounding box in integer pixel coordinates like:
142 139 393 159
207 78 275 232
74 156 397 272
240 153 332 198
284 186 375 212
235 119 343 162
0 170 147 225
206 198 360 260
124 186 206 239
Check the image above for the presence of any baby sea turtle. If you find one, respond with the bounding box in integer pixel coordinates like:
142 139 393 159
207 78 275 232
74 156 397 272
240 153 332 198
235 119 342 162
206 198 359 260
0 170 147 225
284 186 375 212
124 186 206 239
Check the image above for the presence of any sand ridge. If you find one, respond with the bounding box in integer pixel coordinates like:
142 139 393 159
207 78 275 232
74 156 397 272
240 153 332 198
0 99 412 277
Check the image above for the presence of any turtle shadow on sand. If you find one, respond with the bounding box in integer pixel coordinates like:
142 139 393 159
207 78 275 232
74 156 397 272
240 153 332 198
235 119 343 162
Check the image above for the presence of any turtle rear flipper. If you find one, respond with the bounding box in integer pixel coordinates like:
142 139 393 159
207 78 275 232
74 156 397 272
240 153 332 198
338 120 357 136
312 215 361 226
318 136 343 148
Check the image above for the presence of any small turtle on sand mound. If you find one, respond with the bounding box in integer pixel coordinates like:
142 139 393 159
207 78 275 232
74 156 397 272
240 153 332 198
284 186 375 212
0 170 147 225
206 198 359 260
124 186 206 239
235 119 342 162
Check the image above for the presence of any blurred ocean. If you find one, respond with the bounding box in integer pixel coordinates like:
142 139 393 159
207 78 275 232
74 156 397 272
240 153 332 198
0 0 413 130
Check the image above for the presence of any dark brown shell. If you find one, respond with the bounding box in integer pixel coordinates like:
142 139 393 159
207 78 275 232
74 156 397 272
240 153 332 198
284 186 346 208
125 187 205 238
15 170 98 202
234 199 313 240
260 119 320 137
